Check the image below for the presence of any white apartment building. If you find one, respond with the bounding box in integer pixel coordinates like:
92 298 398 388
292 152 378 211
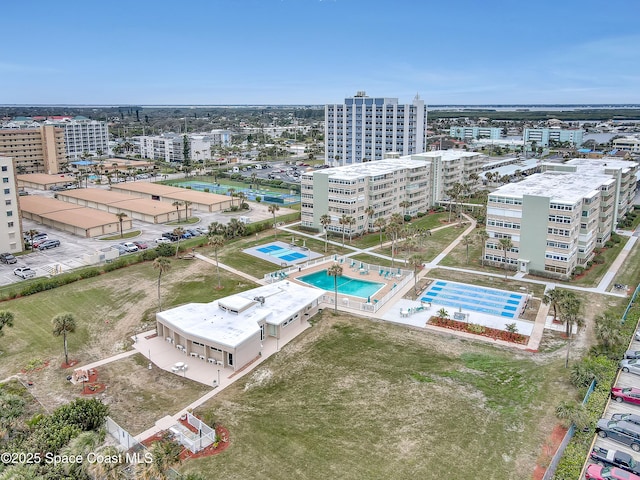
613 136 640 154
325 92 427 166
46 117 109 161
189 131 231 162
484 172 616 280
138 134 184 163
300 149 485 234
523 128 584 147
0 156 22 254
542 158 638 235
449 126 502 140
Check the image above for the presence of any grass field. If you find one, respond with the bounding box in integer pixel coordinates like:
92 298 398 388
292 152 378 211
180 314 572 480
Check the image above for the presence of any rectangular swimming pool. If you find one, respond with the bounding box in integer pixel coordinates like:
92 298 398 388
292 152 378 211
421 280 524 318
298 270 385 299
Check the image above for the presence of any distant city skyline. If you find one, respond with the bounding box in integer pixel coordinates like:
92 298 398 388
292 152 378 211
3 0 639 105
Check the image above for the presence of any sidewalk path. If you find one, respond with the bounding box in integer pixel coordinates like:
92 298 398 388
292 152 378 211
75 349 138 372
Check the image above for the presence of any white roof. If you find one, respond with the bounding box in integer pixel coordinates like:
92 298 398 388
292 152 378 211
491 172 611 203
317 158 430 180
564 157 638 174
157 281 324 349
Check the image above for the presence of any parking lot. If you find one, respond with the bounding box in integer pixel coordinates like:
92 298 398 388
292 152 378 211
1 184 296 287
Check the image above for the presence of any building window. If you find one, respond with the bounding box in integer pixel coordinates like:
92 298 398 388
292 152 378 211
1 166 6 172
3 189 8 195
7 222 13 227
6 211 12 217
2 178 8 183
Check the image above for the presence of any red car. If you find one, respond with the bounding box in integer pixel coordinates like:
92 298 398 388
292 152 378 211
612 387 640 405
133 241 149 250
586 464 640 479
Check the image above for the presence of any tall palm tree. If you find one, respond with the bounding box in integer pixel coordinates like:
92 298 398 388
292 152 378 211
250 172 258 189
461 235 474 264
228 187 236 207
399 200 410 218
498 237 513 280
320 214 331 253
52 313 76 366
26 229 39 249
347 215 356 243
172 201 183 222
115 212 128 238
327 263 343 313
542 288 566 323
339 214 349 246
152 257 171 311
386 221 402 268
560 292 583 367
374 218 386 248
209 235 225 290
237 191 247 208
364 206 375 233
268 204 280 239
476 229 489 267
173 227 185 258
183 201 192 221
0 310 14 337
409 254 424 294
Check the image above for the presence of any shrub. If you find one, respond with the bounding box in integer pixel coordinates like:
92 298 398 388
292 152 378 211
416 211 425 217
141 249 159 261
404 214 412 222
103 259 127 272
155 244 174 257
204 188 210 193
604 240 614 248
79 268 101 279
593 255 605 265
572 266 584 277
255 195 262 203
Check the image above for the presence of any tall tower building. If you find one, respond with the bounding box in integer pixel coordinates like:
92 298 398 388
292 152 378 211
0 156 22 254
0 126 65 174
325 92 427 166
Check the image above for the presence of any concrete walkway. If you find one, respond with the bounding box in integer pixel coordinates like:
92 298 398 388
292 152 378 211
73 349 138 372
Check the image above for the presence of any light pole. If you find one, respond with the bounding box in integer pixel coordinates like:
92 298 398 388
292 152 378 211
217 369 220 386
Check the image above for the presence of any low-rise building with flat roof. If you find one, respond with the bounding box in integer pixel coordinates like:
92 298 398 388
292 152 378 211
55 188 190 223
156 281 324 372
17 173 74 190
19 196 132 238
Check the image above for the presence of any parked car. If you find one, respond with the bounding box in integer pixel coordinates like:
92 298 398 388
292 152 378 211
121 242 139 253
626 351 640 360
133 241 149 250
32 233 48 242
195 227 208 235
154 237 171 245
612 388 640 406
186 229 201 237
0 253 17 264
38 239 61 250
162 232 179 242
612 414 640 428
586 464 640 480
14 267 35 279
597 419 640 452
112 244 127 255
590 447 640 475
32 238 50 248
621 360 640 376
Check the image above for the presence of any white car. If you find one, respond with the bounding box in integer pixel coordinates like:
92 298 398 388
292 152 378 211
14 267 36 279
154 238 171 244
121 242 139 252
621 359 640 376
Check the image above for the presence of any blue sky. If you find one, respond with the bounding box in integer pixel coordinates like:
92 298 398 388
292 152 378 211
2 0 638 105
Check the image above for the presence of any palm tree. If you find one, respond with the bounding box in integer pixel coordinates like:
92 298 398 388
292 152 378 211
542 288 566 322
555 401 589 431
339 214 349 246
52 313 76 366
320 214 331 253
364 206 375 233
0 310 14 336
225 218 246 238
208 221 225 236
183 201 192 221
87 445 122 480
209 235 225 290
250 172 258 189
172 201 183 222
409 254 424 294
26 229 39 248
461 235 474 264
268 204 280 239
228 187 236 207
374 218 386 248
476 229 489 267
498 237 513 280
399 200 410 218
115 212 128 238
347 215 356 243
437 308 449 320
173 227 184 257
386 220 402 268
594 313 624 351
327 263 343 313
237 191 247 209
152 257 171 311
560 292 583 367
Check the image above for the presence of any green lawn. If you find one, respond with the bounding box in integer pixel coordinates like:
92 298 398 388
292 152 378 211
375 225 464 263
569 238 629 287
180 314 572 480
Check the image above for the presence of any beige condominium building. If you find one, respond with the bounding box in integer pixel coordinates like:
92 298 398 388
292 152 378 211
0 126 66 174
484 171 618 280
0 156 22 254
300 149 485 235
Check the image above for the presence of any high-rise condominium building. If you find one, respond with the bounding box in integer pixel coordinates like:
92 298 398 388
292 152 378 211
0 156 22 254
0 126 65 174
46 117 109 161
325 91 427 167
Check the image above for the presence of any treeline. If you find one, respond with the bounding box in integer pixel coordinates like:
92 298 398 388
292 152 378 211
428 109 640 121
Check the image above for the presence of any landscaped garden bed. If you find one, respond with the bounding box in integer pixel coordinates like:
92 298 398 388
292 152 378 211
427 315 528 344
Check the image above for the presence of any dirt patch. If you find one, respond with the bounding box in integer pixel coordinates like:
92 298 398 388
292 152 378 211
532 424 568 480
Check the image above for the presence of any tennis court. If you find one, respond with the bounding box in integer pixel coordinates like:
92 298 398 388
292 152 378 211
244 241 323 266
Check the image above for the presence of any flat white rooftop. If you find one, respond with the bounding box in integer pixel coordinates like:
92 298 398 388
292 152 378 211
491 172 611 203
565 157 638 174
315 158 430 180
157 281 324 349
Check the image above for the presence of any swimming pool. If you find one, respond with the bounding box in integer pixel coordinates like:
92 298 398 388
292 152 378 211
421 280 524 318
257 244 307 262
298 270 385 299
